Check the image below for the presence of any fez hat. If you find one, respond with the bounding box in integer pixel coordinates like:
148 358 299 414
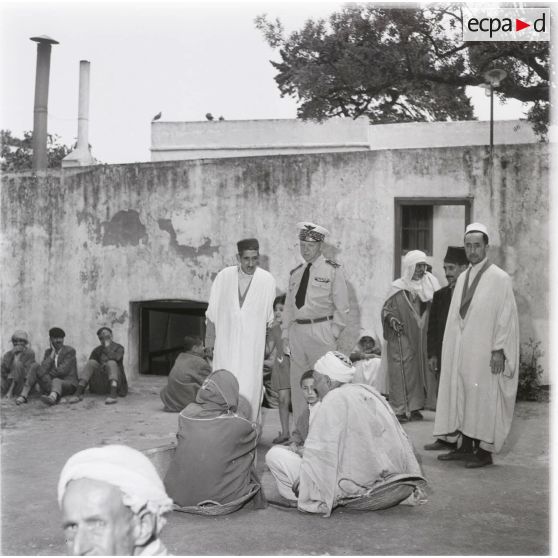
49 327 65 338
237 238 259 253
444 246 468 266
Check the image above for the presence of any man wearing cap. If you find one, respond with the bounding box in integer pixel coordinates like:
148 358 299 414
434 223 519 468
1 330 39 398
424 246 469 414
206 238 276 422
15 327 78 406
265 351 423 516
282 222 349 424
58 444 173 555
69 327 127 405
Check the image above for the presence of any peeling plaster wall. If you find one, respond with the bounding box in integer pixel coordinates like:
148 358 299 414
1 144 549 382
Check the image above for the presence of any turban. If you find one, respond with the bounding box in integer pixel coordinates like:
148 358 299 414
391 250 440 302
297 222 329 242
465 222 489 239
314 351 355 383
58 445 173 526
11 330 29 343
237 238 259 253
49 327 65 338
96 327 112 337
444 246 468 266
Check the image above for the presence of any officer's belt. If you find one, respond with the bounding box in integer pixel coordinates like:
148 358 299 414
295 315 333 325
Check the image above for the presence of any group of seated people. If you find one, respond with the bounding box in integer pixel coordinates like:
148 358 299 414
1 326 127 406
6 324 425 525
160 345 424 516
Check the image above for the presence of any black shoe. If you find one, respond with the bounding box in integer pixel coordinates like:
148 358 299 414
410 410 423 421
465 450 493 468
396 414 409 424
438 448 474 461
424 439 457 451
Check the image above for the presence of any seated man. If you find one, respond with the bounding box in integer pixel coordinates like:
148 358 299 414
349 331 386 393
164 369 260 508
69 327 127 405
265 351 423 517
159 335 212 412
1 330 39 398
16 327 77 406
58 444 173 556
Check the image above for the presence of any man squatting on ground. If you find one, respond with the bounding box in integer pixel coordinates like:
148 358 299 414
16 327 78 406
58 444 173 556
433 223 520 468
69 327 128 405
206 237 276 422
1 330 38 398
282 222 349 426
266 351 423 516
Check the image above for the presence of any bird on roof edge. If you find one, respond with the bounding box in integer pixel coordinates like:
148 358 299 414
152 112 162 121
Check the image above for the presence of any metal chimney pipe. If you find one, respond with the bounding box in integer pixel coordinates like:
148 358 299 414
30 35 59 171
76 60 90 151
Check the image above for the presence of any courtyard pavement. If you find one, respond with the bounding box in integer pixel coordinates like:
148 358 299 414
0 376 550 555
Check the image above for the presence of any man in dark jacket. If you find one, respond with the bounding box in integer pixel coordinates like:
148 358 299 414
424 246 468 448
160 335 212 412
69 327 127 405
1 330 39 398
16 327 78 406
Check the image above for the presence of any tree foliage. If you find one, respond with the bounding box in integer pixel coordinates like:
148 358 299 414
255 4 549 135
1 130 73 172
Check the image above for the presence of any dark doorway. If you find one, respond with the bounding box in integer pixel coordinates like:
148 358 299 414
135 300 208 375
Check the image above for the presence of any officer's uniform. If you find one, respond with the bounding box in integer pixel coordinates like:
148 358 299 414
282 224 349 423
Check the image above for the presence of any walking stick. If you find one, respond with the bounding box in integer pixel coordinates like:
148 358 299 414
396 330 410 418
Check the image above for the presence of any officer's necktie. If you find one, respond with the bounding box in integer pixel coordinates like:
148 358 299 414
295 263 312 309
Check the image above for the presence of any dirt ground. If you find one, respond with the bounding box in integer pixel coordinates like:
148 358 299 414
0 376 550 556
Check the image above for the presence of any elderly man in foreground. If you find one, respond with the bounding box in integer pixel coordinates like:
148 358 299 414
265 351 424 517
58 444 173 556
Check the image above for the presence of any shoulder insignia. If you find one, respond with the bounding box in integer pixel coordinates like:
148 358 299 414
325 259 340 268
290 263 303 275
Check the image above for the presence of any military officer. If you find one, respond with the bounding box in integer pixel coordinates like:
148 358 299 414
282 222 350 423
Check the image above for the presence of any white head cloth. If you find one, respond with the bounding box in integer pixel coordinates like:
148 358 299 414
391 250 440 302
465 222 489 239
314 351 356 383
58 445 173 526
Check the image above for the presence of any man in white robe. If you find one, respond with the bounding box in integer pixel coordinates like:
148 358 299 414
434 223 519 468
265 351 424 517
206 238 276 422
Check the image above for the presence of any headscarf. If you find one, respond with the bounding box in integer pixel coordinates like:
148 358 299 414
181 369 239 418
314 351 356 383
11 330 29 343
391 250 440 302
57 445 173 532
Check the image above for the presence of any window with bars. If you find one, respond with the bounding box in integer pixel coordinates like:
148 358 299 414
401 205 433 255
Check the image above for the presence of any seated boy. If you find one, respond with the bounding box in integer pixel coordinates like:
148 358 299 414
265 370 320 500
